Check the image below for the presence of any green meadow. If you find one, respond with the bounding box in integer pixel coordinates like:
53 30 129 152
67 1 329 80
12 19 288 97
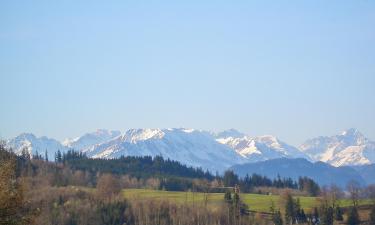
123 188 373 213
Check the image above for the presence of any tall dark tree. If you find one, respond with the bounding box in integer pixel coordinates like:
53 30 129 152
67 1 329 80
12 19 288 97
55 150 62 163
273 210 283 225
224 189 232 203
44 149 48 162
346 207 360 225
320 205 334 225
223 170 238 187
334 205 343 221
284 193 295 224
298 176 320 196
271 201 283 225
369 204 375 225
312 207 319 224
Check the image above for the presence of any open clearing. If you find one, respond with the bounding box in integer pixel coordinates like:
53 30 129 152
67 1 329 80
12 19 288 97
123 188 372 213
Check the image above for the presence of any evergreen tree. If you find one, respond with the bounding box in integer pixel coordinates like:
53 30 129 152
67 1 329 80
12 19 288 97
298 209 307 223
271 201 283 225
272 210 283 225
55 150 62 163
33 150 41 160
45 149 48 162
223 170 238 187
284 193 295 224
312 207 319 224
224 189 232 203
334 205 343 221
346 207 360 225
369 205 375 225
320 205 334 225
233 192 240 205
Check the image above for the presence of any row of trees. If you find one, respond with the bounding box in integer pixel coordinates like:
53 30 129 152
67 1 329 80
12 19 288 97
55 149 214 180
223 171 320 196
23 148 323 194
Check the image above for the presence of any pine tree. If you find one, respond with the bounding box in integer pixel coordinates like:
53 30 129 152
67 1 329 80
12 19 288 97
334 205 343 221
271 201 283 225
284 193 295 224
320 205 333 225
299 209 307 223
34 150 39 160
369 205 375 225
223 170 238 187
346 207 360 225
273 210 283 225
45 149 48 162
224 189 232 203
55 150 62 163
312 207 319 224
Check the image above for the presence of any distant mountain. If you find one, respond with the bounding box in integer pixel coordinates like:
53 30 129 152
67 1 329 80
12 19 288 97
214 129 246 139
6 133 68 161
217 135 310 162
352 164 375 185
63 129 121 151
300 128 375 166
84 128 246 172
7 128 373 174
230 158 366 187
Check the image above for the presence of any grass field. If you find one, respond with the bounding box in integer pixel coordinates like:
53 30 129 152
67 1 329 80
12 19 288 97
123 189 373 213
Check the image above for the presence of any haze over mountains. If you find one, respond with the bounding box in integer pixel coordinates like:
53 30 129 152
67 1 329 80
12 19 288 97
230 158 367 188
6 128 375 175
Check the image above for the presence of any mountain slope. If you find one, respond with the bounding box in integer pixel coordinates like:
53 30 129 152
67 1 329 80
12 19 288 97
6 133 68 160
63 129 121 151
84 128 246 172
300 128 375 166
352 164 375 185
230 158 366 187
217 134 310 162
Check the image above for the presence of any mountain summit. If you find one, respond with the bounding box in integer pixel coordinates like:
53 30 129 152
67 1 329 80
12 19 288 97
300 128 375 166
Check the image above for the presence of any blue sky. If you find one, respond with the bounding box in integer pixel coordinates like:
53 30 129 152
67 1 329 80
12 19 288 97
1 0 374 145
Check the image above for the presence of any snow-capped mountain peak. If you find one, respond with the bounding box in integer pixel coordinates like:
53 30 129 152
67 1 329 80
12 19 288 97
63 129 121 151
83 128 246 172
120 128 165 143
217 134 309 162
340 128 367 145
7 133 68 160
300 128 375 167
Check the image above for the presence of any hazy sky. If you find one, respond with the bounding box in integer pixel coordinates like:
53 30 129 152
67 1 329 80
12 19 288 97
1 0 374 145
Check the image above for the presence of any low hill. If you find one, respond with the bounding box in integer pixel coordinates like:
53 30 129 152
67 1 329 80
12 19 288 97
230 158 366 187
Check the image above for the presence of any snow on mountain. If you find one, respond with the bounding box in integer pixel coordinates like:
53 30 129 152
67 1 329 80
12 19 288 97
9 128 372 171
63 129 121 151
84 128 246 172
217 134 310 162
6 133 68 160
299 128 375 166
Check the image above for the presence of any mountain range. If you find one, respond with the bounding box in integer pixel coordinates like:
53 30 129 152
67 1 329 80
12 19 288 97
5 128 375 176
230 158 366 188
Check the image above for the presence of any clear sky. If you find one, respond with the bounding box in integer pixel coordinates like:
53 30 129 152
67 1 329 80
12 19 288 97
1 0 374 145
